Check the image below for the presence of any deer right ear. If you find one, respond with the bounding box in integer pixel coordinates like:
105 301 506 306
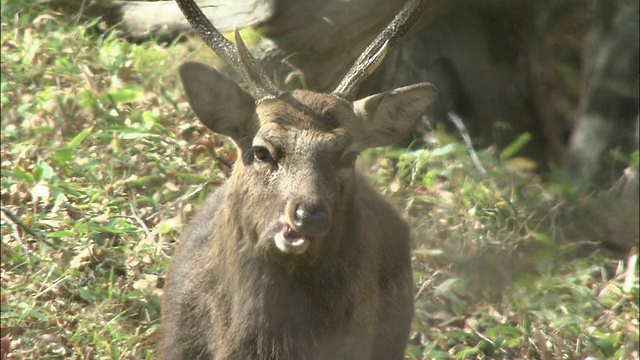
179 62 257 145
354 83 437 149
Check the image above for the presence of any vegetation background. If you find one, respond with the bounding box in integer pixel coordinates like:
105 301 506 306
1 1 638 359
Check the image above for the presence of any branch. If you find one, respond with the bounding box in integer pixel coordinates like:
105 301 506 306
447 112 487 176
1 207 60 249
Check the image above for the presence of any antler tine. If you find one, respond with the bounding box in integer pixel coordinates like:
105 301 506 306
175 0 283 101
332 0 428 101
233 29 283 102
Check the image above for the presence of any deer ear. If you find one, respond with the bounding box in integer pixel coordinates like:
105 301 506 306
179 62 257 145
354 83 437 149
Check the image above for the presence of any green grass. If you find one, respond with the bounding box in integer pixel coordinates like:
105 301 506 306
1 2 638 359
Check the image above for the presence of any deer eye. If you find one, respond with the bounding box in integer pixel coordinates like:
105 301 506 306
252 146 273 163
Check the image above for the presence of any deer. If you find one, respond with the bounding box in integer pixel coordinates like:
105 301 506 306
159 0 436 358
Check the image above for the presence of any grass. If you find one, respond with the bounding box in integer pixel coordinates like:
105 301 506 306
1 2 638 359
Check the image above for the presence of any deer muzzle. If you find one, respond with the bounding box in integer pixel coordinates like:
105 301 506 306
274 199 331 255
292 203 330 237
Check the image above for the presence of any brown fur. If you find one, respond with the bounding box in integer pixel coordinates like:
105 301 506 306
159 63 436 359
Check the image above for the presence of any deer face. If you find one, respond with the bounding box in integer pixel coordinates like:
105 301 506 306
179 62 436 259
249 93 358 255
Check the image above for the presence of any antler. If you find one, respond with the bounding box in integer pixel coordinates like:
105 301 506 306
175 0 283 101
332 0 428 101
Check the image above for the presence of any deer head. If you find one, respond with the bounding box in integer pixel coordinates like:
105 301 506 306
175 0 436 260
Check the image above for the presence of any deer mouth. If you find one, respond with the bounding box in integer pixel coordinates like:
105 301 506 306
274 225 311 254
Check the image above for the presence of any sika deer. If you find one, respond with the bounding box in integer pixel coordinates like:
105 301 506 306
160 0 436 358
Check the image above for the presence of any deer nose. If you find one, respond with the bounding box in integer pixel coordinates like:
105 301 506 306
292 203 330 237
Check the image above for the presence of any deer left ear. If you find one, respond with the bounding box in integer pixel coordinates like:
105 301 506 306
354 83 437 149
179 62 258 147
